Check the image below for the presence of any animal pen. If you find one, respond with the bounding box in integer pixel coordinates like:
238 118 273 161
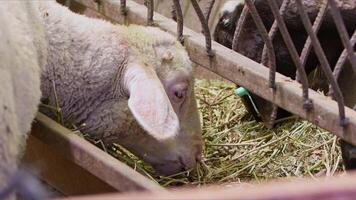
22 0 356 199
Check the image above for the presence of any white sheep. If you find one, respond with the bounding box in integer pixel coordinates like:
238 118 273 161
40 1 202 175
0 0 202 196
0 1 47 198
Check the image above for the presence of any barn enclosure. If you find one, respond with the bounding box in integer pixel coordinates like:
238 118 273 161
21 0 356 199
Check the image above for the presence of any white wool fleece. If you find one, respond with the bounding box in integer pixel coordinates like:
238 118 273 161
0 1 47 193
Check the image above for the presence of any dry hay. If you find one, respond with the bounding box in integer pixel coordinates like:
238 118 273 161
40 79 345 187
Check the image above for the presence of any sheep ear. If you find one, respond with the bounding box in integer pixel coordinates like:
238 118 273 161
125 63 179 140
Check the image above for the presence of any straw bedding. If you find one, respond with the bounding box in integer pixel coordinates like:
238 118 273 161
41 79 345 187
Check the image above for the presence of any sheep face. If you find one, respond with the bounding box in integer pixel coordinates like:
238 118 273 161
117 26 202 175
108 67 202 176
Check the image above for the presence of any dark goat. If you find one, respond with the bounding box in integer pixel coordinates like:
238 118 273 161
213 0 356 169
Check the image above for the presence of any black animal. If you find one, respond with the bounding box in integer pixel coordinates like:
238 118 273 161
213 0 356 169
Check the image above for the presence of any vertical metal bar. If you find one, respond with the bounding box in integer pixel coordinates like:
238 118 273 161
120 0 127 15
190 0 214 56
204 0 215 23
64 0 71 7
244 0 276 89
244 0 279 126
296 0 328 81
146 0 154 25
266 0 312 111
333 31 356 80
172 0 184 43
232 4 249 51
295 0 347 126
261 0 290 71
329 30 356 96
328 0 356 74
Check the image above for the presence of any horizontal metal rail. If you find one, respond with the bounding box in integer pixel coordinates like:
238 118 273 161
73 0 356 145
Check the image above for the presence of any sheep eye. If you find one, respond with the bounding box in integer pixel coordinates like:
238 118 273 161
172 89 187 104
175 91 184 99
169 82 188 104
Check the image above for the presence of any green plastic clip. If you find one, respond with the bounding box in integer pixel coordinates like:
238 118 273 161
235 87 248 97
234 87 260 116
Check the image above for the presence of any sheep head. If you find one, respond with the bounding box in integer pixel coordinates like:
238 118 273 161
105 25 202 175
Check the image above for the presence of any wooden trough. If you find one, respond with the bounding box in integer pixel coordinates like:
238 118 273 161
63 171 356 200
21 0 356 199
22 113 164 196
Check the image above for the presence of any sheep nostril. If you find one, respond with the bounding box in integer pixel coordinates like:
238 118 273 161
195 152 202 162
178 156 188 170
195 145 203 162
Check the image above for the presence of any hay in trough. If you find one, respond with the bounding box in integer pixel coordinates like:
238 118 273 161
41 79 345 187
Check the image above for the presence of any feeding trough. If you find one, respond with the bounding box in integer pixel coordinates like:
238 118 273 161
22 113 164 196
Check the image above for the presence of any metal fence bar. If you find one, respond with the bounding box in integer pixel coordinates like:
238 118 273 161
244 0 279 126
267 0 312 111
190 0 214 56
296 0 328 82
329 30 356 96
328 0 356 74
245 0 276 89
295 0 347 126
120 0 127 15
172 0 184 43
204 0 215 24
264 0 290 126
334 31 356 80
261 0 290 67
146 0 154 25
232 4 249 51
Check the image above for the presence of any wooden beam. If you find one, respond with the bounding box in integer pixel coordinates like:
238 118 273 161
23 113 164 195
23 134 116 196
58 171 356 200
73 0 356 145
